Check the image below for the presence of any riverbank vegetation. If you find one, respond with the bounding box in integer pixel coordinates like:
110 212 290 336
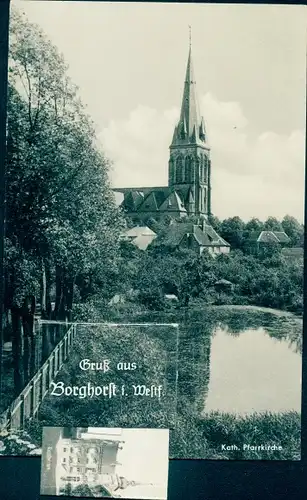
93 231 303 322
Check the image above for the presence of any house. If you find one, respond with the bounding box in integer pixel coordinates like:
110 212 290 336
122 226 157 250
247 230 290 254
158 220 230 256
57 435 124 489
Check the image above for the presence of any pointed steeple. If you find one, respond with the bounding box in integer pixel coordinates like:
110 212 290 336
171 41 207 147
168 32 212 218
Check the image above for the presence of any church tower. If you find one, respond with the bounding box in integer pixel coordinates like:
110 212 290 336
168 40 211 217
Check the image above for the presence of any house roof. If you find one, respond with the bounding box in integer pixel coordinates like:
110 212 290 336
249 230 290 244
125 226 156 237
214 279 233 285
124 226 157 250
203 223 230 246
131 234 157 250
161 222 230 248
273 231 291 243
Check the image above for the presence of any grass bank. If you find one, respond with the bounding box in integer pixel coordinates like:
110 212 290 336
171 404 300 460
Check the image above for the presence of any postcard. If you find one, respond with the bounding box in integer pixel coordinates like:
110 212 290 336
0 1 304 462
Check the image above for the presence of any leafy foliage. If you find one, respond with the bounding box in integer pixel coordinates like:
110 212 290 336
0 428 41 456
3 8 124 396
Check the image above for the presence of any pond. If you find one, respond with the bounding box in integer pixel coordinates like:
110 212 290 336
177 307 302 416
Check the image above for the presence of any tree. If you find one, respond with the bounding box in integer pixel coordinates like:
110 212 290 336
71 484 95 497
137 248 216 308
263 216 283 231
207 214 221 233
220 217 245 249
244 218 264 233
5 8 124 396
60 483 73 496
281 215 304 247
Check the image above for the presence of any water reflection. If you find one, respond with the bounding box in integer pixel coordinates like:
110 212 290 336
177 309 302 416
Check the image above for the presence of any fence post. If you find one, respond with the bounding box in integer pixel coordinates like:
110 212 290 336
59 342 63 368
20 393 25 430
64 336 67 360
29 382 35 420
40 369 45 403
6 406 12 431
48 355 53 387
54 347 58 375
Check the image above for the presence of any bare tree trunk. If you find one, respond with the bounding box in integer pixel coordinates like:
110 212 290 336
11 306 24 395
65 274 75 323
42 263 53 358
55 265 65 321
45 263 52 319
40 257 47 317
22 295 35 381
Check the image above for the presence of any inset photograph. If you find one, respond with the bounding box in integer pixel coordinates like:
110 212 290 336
40 427 169 499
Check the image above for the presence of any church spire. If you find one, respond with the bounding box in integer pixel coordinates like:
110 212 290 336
168 32 211 218
171 31 207 147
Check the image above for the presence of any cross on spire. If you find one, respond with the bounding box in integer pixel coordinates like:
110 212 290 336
189 25 192 48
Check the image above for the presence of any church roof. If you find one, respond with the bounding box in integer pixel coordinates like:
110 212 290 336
171 47 208 148
117 187 188 215
122 190 144 211
137 191 159 212
159 191 187 213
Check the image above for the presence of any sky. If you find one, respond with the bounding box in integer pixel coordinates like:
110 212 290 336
11 1 306 221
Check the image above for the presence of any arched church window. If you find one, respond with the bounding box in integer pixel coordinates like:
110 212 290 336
169 157 175 183
195 157 200 181
200 162 204 183
189 158 195 182
203 156 207 183
185 156 191 182
176 155 184 182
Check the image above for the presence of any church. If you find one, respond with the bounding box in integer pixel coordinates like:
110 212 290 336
114 42 230 255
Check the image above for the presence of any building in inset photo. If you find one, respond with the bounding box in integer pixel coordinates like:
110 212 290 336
40 427 169 499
